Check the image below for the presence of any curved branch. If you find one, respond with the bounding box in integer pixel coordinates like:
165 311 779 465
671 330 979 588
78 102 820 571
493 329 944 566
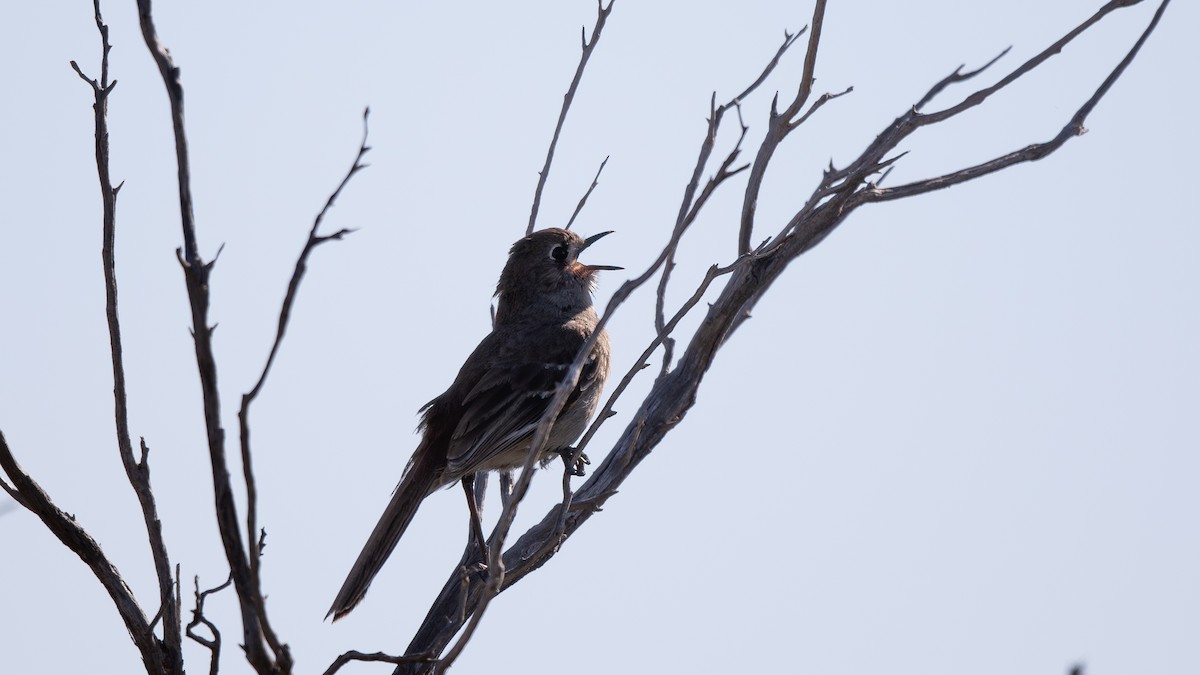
239 111 368 538
186 574 232 675
918 0 1143 127
237 109 368 646
0 432 163 673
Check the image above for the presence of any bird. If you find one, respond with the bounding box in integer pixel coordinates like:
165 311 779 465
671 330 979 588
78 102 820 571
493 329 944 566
327 227 619 621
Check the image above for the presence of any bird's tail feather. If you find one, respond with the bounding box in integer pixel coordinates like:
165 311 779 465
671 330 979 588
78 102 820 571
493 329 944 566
327 449 439 621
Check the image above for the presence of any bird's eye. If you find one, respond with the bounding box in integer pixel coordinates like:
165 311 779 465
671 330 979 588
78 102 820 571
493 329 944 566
550 245 569 263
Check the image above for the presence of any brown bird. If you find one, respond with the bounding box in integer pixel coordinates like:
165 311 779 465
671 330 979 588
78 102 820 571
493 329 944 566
328 228 618 621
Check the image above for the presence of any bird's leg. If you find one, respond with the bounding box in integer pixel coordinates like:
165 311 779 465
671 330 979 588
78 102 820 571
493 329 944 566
558 447 590 476
460 476 489 564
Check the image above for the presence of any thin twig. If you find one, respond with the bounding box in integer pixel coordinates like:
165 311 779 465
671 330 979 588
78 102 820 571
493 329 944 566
913 47 1011 112
656 100 753 375
824 0 1145 209
857 0 1168 204
920 0 1135 127
578 252 758 459
76 1 183 667
186 574 233 675
651 27 805 347
401 31 806 672
789 85 853 131
559 253 757 528
237 108 367 651
527 0 614 235
564 155 609 231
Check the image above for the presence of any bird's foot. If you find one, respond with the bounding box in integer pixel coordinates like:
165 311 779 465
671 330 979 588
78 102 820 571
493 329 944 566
558 447 590 476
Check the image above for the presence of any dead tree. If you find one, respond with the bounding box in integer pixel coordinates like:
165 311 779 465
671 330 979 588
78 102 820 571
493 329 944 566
0 0 1171 673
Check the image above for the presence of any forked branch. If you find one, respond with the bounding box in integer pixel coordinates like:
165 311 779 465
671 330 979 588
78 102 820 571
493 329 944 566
392 2 1168 671
857 0 1168 203
237 109 369 656
136 0 286 669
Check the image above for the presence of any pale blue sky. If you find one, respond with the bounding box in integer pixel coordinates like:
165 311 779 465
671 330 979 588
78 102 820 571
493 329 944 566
1 1 1196 674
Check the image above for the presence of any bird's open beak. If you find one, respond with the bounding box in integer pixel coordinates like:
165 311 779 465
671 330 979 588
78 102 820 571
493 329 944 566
577 231 622 272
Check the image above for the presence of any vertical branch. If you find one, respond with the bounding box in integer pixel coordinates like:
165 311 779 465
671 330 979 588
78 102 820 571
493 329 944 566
526 0 614 235
135 1 199 265
135 1 286 672
737 0 827 255
73 0 182 670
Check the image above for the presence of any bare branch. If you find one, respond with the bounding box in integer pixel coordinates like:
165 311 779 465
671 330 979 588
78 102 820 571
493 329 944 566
0 476 23 506
824 0 1148 206
73 1 184 667
325 651 437 675
582 256 755 458
733 29 803 104
436 147 748 671
135 1 288 671
858 0 1168 204
564 155 609 231
399 31 812 671
0 432 163 672
919 0 1141 127
651 28 805 343
135 0 200 266
395 3 1166 668
738 0 829 255
186 574 233 675
783 0 827 122
788 85 852 132
913 46 1010 112
132 438 179 660
238 106 369 596
235 105 369 675
527 0 614 235
656 101 752 375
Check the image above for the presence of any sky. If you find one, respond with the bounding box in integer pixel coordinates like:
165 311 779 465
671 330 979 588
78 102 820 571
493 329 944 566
1 1 1196 674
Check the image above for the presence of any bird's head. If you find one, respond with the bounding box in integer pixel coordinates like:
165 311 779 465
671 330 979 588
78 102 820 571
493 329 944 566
494 228 620 324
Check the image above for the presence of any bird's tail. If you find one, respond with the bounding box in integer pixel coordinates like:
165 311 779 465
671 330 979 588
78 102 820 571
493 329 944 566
327 449 439 621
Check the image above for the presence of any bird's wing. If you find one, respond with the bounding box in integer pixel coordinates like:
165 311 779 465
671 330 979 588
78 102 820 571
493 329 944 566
444 326 600 478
